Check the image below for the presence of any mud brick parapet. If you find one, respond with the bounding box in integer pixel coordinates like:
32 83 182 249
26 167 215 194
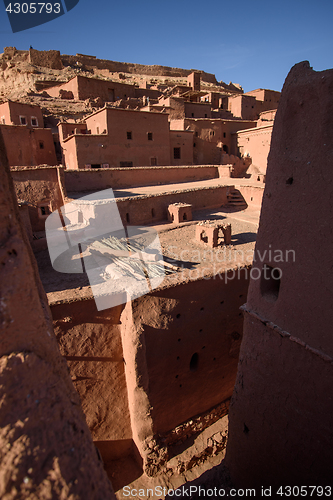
168 203 192 223
196 221 232 248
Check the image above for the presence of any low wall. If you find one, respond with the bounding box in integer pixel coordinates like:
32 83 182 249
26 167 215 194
11 166 65 232
64 165 220 192
115 185 231 226
237 185 264 207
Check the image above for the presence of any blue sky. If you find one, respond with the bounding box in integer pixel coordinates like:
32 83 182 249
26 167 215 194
1 0 332 92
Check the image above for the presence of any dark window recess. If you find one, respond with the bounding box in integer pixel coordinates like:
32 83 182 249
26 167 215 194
39 141 44 150
127 131 132 140
20 116 26 125
223 144 229 154
126 213 130 223
120 161 133 167
195 131 198 137
173 147 181 160
193 143 196 147
191 113 194 117
31 117 38 126
148 132 153 141
91 164 101 169
205 114 207 118
260 264 281 301
150 157 157 166
190 353 199 371
223 132 226 138
151 208 156 217
40 205 50 216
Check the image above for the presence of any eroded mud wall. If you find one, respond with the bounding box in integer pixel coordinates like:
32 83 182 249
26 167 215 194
0 130 114 498
120 271 250 472
225 62 333 487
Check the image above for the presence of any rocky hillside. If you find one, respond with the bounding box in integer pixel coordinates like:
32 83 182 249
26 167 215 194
0 47 243 125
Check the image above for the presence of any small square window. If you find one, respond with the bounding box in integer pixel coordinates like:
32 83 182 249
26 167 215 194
31 116 38 127
20 116 27 125
40 206 50 216
148 132 153 141
39 141 44 150
173 147 181 160
127 131 132 140
150 157 157 166
38 203 51 219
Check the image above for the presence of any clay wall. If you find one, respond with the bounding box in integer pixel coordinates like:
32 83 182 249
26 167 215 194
128 273 249 435
169 130 193 165
0 129 114 498
0 125 57 167
257 109 276 126
62 108 171 169
184 102 212 118
0 102 11 124
84 109 109 136
46 75 136 102
61 54 218 84
226 62 333 488
58 121 88 142
228 94 259 121
244 88 280 109
134 87 162 100
64 165 219 192
50 299 133 461
11 166 64 232
115 185 230 226
77 76 135 102
237 185 264 207
159 97 186 120
187 71 201 90
201 92 222 109
0 101 44 128
237 124 273 174
29 48 63 69
171 119 256 164
46 77 79 99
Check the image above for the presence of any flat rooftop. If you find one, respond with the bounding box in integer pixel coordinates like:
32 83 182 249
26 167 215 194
67 177 263 201
36 205 260 306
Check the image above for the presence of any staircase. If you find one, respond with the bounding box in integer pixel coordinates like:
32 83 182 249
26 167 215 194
227 188 248 210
